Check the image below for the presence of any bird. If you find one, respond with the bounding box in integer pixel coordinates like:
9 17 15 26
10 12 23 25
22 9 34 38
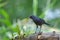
29 15 50 33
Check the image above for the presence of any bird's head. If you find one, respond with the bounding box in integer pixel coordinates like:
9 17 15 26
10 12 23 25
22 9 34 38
29 15 34 19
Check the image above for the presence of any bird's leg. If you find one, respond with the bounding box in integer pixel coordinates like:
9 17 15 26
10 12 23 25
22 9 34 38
40 26 41 32
38 26 42 35
35 25 38 33
39 26 42 34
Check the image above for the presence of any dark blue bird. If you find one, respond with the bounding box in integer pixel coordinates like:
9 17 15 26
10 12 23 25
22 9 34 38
29 15 50 33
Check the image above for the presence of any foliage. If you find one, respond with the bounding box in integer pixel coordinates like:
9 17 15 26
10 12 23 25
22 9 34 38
0 0 60 40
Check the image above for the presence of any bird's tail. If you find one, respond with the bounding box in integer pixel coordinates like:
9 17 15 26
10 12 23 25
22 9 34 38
44 22 50 26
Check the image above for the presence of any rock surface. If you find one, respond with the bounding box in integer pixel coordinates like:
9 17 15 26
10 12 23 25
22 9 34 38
15 31 60 40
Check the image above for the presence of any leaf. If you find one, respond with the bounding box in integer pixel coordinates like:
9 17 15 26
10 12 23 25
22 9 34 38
0 9 9 19
0 2 7 8
0 19 11 26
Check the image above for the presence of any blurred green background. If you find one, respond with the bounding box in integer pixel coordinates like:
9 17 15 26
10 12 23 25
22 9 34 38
0 0 60 40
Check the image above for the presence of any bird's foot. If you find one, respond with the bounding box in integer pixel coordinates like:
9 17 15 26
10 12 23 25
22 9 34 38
38 32 42 35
